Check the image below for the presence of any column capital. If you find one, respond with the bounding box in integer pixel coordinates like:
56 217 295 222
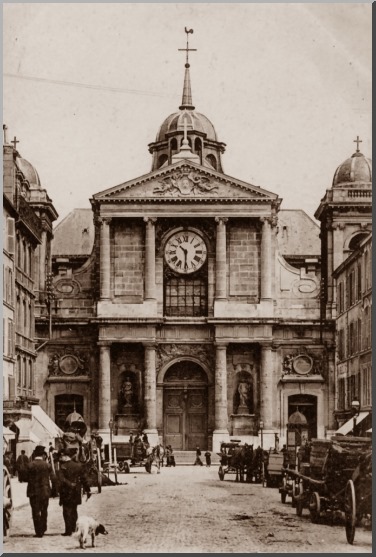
215 217 228 225
97 216 112 226
97 341 112 347
260 216 277 227
214 342 228 348
260 341 274 350
143 342 157 349
143 217 157 225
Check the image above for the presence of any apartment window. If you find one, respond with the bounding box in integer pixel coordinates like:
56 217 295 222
357 264 362 301
362 365 372 407
22 357 27 388
338 378 346 410
17 355 21 387
358 318 362 353
7 319 14 357
348 270 355 306
338 282 344 313
29 360 33 391
338 329 344 360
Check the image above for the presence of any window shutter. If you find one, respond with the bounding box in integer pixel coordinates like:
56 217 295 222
7 218 15 254
8 376 16 399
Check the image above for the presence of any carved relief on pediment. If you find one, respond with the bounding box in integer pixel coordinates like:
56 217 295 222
153 170 219 196
157 343 214 373
48 348 90 377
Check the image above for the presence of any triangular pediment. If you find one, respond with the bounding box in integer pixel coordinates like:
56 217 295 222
93 161 279 203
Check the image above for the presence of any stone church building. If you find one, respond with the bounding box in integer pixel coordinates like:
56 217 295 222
34 46 370 452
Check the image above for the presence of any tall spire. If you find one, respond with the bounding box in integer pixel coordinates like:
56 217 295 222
178 27 196 111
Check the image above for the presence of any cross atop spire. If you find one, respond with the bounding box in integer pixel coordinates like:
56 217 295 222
11 136 19 150
178 27 196 111
353 135 362 153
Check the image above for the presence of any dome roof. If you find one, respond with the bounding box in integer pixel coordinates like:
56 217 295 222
156 110 217 143
16 156 41 189
288 409 308 426
332 151 372 187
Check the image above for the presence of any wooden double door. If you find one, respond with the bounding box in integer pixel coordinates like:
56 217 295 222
164 387 208 450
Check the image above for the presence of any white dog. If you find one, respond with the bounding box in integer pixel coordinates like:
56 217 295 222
74 516 108 549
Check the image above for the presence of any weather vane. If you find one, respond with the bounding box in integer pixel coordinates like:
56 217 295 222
178 27 196 67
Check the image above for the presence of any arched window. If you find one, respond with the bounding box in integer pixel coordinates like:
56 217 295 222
170 138 178 156
205 154 217 170
348 232 369 252
55 394 84 431
158 154 168 169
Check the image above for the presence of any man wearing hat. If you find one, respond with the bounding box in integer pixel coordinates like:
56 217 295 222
58 447 91 536
26 445 54 537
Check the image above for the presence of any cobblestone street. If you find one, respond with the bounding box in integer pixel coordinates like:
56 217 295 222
5 466 372 553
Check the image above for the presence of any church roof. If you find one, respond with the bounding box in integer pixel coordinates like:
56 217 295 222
277 210 320 257
156 111 217 142
16 156 42 189
53 209 94 257
332 150 372 187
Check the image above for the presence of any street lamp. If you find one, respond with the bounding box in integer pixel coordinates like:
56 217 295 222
351 399 360 436
259 420 264 450
109 418 114 465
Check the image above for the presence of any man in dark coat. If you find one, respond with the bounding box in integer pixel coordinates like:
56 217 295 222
58 447 91 536
16 450 29 482
26 445 53 537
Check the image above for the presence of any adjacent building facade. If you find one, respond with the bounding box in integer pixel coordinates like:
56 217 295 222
3 132 58 455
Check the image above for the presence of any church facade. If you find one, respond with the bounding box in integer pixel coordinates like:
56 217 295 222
34 44 371 452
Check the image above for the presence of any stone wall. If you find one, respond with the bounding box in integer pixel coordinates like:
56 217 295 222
113 220 144 301
228 221 260 301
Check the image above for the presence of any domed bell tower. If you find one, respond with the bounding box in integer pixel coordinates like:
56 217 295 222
315 136 372 319
148 28 226 172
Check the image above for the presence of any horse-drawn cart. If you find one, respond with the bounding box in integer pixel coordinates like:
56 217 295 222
110 441 149 472
285 436 372 524
218 441 256 482
344 450 372 544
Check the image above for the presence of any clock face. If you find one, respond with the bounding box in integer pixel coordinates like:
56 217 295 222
164 231 207 274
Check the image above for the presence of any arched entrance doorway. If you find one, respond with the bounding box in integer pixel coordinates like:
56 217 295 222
288 394 317 440
163 361 208 450
55 394 84 431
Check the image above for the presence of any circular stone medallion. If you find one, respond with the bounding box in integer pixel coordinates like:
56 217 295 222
293 355 313 375
59 355 79 375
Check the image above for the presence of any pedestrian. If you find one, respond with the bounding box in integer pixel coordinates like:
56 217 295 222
194 446 203 466
142 431 149 445
204 450 211 467
58 447 91 536
26 445 54 538
16 450 29 482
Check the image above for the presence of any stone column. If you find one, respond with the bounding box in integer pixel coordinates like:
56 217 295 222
98 343 112 431
213 343 229 451
143 217 157 300
260 217 272 301
260 343 274 429
143 343 158 440
214 343 229 430
215 217 228 299
99 217 111 300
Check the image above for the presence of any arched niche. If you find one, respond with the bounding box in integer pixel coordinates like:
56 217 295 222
233 366 254 414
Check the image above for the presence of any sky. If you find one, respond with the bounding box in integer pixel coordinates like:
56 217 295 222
3 3 372 223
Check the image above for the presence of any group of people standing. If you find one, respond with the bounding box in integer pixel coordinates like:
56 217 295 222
19 444 91 538
194 447 212 467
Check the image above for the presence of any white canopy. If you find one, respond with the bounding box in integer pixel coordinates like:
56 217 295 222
335 411 369 435
3 426 16 438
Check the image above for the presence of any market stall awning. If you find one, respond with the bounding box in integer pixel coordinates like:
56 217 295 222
335 411 370 435
14 419 41 444
3 426 16 438
31 405 63 440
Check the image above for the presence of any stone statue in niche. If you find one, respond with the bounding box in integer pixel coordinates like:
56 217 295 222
120 377 133 409
282 355 293 374
237 380 252 414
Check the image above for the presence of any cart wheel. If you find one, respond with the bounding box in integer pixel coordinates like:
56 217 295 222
218 465 225 481
123 461 130 474
309 491 321 523
345 479 356 544
3 466 13 539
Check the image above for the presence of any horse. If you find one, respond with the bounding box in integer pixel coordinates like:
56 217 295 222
230 444 253 483
145 445 163 474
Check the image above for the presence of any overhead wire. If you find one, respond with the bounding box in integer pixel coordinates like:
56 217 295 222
4 72 171 98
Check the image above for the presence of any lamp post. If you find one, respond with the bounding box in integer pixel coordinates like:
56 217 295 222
351 399 360 436
259 420 264 450
109 417 113 466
